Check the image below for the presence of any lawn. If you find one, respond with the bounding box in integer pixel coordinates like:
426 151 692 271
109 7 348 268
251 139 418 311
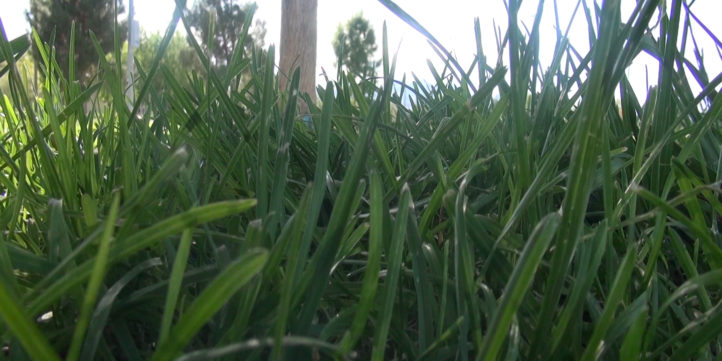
0 0 721 360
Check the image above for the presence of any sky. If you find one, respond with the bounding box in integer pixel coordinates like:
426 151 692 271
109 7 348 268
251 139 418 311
2 0 721 97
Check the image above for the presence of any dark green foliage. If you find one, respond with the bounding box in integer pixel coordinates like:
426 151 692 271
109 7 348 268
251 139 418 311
333 13 379 80
185 0 265 67
26 0 126 82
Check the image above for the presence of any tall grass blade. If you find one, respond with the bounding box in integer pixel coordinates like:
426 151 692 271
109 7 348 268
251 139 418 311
80 258 163 360
66 193 121 361
150 248 268 361
477 212 560 361
579 245 637 361
158 228 194 344
371 184 411 361
26 200 257 316
0 276 61 361
339 170 385 354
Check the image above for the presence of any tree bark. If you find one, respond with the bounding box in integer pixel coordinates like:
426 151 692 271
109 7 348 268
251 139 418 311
280 0 317 109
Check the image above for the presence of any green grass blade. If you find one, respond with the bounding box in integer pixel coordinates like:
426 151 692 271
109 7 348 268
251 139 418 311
477 212 560 361
406 194 434 352
294 80 335 286
150 248 268 361
619 307 648 361
24 147 191 299
528 0 625 355
26 200 256 316
158 228 193 344
339 170 385 354
0 274 61 361
270 188 312 361
419 316 465 360
549 222 608 355
80 258 163 360
293 75 387 333
66 193 121 361
175 336 344 361
371 183 411 361
634 186 722 268
668 305 722 361
580 245 637 361
255 45 276 218
267 68 300 238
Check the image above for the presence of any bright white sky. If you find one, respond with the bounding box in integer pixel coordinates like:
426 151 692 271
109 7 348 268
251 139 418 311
2 0 721 97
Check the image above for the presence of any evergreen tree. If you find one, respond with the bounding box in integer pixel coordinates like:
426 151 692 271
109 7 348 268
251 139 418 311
27 0 126 82
186 0 266 67
333 14 379 80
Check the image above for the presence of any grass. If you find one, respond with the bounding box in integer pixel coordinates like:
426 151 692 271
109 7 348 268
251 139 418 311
1 0 721 359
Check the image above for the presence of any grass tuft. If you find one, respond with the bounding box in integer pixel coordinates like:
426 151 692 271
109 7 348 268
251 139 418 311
1 0 721 359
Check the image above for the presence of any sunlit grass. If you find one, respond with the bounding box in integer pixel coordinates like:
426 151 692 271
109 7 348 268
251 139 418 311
1 0 721 360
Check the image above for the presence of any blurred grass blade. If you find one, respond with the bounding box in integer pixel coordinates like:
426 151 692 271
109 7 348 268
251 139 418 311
267 68 300 238
419 316 465 360
126 0 185 123
27 200 257 316
339 170 385 354
159 228 194 344
619 307 648 361
477 212 560 361
80 258 163 360
150 248 268 361
294 80 335 286
175 336 344 361
0 276 61 361
271 188 312 361
26 147 191 298
293 70 386 332
580 245 637 361
0 31 29 78
255 45 277 219
667 306 722 361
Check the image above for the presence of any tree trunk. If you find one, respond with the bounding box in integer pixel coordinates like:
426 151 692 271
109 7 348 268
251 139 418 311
280 0 317 110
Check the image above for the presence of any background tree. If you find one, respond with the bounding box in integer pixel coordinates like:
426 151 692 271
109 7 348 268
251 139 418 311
133 31 204 92
279 0 317 105
186 0 266 68
333 14 379 80
27 0 126 82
